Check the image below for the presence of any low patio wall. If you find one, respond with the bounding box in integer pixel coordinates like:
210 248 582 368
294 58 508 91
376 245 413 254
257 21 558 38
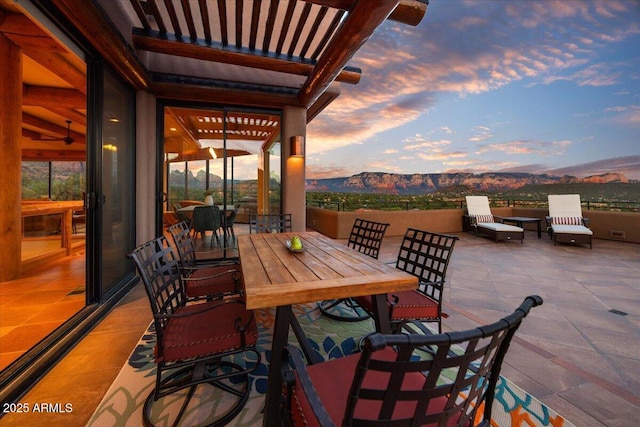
306 206 640 243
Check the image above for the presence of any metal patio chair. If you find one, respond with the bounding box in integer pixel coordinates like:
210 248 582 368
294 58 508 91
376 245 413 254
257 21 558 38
282 295 543 427
318 218 390 322
127 237 260 427
168 221 242 300
249 213 292 233
354 228 458 334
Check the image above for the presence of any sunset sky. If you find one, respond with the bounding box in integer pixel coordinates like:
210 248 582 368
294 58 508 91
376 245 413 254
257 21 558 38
305 0 640 180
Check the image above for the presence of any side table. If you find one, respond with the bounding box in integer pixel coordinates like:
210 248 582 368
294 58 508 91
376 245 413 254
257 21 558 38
500 216 542 238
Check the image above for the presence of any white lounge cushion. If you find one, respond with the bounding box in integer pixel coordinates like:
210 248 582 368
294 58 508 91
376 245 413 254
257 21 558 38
478 222 523 232
466 196 493 217
551 224 593 235
548 194 584 218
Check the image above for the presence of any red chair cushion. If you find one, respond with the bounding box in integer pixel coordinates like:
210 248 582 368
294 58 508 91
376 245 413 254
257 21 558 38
185 265 238 298
290 347 466 426
354 290 439 321
160 301 257 362
389 290 439 321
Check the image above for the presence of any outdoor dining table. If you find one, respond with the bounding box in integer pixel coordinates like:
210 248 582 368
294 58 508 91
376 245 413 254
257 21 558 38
237 231 418 426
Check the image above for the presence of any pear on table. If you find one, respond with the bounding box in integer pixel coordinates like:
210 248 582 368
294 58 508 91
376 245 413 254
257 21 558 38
290 235 303 250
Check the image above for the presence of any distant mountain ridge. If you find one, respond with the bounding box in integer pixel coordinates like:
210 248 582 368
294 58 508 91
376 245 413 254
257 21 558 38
306 172 630 194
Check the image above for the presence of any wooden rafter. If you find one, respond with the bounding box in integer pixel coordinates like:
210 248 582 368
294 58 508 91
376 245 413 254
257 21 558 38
168 107 281 142
22 85 85 109
0 12 86 94
198 0 212 42
132 31 361 84
51 0 149 90
22 149 85 161
299 0 400 107
22 113 86 144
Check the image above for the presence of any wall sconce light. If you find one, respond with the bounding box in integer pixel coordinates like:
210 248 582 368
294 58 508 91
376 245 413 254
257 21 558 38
290 136 304 157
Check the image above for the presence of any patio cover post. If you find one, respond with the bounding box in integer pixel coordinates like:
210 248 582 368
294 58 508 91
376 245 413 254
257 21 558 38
283 106 306 232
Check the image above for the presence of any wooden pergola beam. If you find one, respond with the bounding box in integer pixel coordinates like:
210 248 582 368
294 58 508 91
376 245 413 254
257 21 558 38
305 0 428 26
132 31 362 85
22 149 85 162
1 13 86 94
299 0 400 107
49 0 149 90
150 81 303 110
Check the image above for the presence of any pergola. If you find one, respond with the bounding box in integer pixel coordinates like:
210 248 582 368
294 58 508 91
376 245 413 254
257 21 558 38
2 0 428 155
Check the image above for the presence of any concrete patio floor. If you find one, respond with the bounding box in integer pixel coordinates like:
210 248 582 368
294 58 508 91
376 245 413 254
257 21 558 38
3 228 639 426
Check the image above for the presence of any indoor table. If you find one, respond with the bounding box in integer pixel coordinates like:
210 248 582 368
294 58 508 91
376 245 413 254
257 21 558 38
238 231 418 426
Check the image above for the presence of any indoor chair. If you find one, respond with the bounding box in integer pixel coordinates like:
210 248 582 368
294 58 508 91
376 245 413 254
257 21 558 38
281 295 543 427
168 221 242 300
353 228 458 334
221 208 239 246
318 218 390 322
191 205 222 247
465 195 524 243
546 194 593 248
128 237 260 427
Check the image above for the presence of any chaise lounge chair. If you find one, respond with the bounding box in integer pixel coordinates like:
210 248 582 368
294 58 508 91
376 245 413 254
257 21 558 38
546 194 593 248
465 196 524 243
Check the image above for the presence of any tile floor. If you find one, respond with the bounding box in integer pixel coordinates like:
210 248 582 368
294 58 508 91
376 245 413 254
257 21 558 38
2 228 640 426
0 253 86 370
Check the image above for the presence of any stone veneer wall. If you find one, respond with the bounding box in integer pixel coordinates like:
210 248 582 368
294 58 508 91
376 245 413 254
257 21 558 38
306 206 640 243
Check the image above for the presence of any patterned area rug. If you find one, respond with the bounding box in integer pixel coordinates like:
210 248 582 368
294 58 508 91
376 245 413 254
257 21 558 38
88 304 574 426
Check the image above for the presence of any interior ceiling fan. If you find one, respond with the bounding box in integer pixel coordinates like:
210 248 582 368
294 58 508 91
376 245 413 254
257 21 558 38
32 120 75 145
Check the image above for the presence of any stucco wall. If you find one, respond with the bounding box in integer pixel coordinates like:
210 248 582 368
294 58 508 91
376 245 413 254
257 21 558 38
307 206 640 243
135 91 157 245
306 207 466 239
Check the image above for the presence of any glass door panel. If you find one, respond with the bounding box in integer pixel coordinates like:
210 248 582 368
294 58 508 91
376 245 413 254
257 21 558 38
99 70 135 297
162 105 281 259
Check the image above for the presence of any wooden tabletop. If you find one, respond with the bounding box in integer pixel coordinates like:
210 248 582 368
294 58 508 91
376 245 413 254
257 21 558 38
238 231 418 310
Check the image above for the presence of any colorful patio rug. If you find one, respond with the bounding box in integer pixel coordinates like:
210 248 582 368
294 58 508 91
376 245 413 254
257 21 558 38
88 304 574 426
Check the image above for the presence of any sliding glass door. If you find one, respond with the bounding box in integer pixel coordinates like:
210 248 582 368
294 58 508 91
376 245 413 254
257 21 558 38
161 104 281 259
90 67 136 298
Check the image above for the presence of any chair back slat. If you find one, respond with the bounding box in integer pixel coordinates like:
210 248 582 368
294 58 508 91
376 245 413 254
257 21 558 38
347 218 390 259
343 296 543 426
168 221 197 270
396 228 458 300
249 213 292 233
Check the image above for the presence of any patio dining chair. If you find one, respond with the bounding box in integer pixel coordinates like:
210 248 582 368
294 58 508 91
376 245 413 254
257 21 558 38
128 237 260 427
249 213 292 233
546 194 593 248
465 195 524 243
353 228 458 334
318 218 390 322
282 295 543 426
168 221 242 300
